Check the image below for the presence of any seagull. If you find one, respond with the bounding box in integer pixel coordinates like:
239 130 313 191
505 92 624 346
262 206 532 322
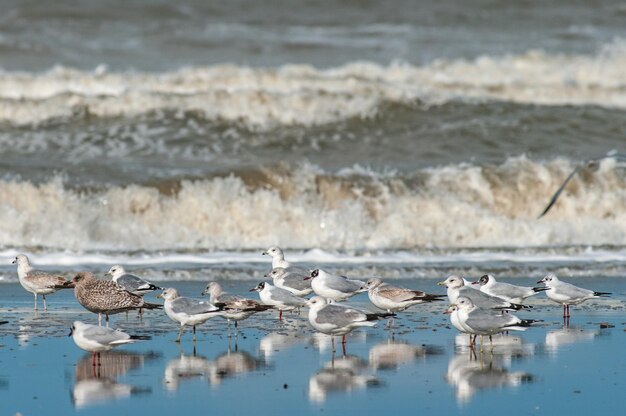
72 272 162 326
448 296 537 349
536 273 610 318
105 265 163 296
473 274 548 304
249 282 307 320
69 321 151 365
437 275 530 311
306 269 366 302
538 151 626 218
262 246 292 269
157 288 225 342
201 281 273 329
12 254 73 311
361 278 444 327
265 267 313 297
306 296 394 353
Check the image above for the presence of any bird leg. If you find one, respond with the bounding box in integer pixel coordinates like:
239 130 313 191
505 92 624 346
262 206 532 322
42 294 47 312
331 336 335 353
279 309 283 321
33 294 38 311
176 325 184 343
98 313 102 326
193 325 197 342
105 314 110 328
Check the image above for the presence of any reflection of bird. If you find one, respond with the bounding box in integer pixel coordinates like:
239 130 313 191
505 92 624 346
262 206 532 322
12 254 73 311
438 275 530 311
445 354 533 404
106 265 163 296
474 274 547 304
545 327 598 354
538 151 626 218
164 354 212 391
266 267 313 297
201 281 272 329
72 272 162 326
362 278 444 327
537 274 610 319
307 296 393 353
259 331 309 361
368 340 443 370
308 355 380 403
250 282 306 320
157 288 224 342
72 351 152 409
307 269 366 302
208 350 264 385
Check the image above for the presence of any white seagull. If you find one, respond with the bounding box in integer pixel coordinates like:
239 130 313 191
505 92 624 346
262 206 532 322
262 246 292 269
69 321 150 361
536 273 610 318
306 296 393 352
306 269 366 302
12 254 73 311
438 275 530 311
106 265 163 296
157 288 225 342
266 267 313 297
201 281 273 329
249 281 307 320
473 274 548 304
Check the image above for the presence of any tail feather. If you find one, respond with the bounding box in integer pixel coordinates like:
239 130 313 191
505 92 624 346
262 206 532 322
366 312 396 321
509 303 532 311
130 335 152 341
532 287 549 293
414 293 446 302
141 302 163 310
54 281 75 289
594 291 611 297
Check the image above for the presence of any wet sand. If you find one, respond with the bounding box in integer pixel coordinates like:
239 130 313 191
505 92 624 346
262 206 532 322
1 278 625 415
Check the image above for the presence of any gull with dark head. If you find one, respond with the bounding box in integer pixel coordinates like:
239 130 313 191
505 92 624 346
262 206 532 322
12 254 73 311
306 269 366 302
438 275 530 311
106 265 163 296
157 287 225 342
474 274 548 304
249 281 306 320
537 273 610 319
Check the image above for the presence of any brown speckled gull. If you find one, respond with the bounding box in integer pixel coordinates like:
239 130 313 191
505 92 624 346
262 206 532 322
72 272 162 326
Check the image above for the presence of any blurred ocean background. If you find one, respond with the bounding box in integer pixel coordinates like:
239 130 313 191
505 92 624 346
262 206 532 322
1 0 625 280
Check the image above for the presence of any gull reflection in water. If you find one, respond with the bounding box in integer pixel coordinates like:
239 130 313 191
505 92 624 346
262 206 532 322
72 351 154 409
308 354 381 403
259 331 310 361
369 339 444 370
445 351 534 404
165 346 265 391
545 327 599 355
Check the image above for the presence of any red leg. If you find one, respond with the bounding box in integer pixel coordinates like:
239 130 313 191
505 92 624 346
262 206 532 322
279 309 283 321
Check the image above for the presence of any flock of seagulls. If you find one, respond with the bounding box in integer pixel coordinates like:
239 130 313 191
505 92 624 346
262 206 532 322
8 248 613 359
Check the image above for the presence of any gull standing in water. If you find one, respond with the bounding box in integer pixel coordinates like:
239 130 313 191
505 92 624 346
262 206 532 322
473 274 548 304
158 288 225 342
72 272 162 326
306 269 366 302
266 267 313 297
307 296 394 353
69 321 150 365
536 273 610 319
361 278 444 328
201 281 273 330
106 265 163 296
438 275 530 311
447 296 537 349
12 254 73 311
249 282 306 320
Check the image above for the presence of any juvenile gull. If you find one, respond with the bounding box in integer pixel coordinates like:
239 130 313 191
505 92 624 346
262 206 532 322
106 265 163 296
536 273 610 318
306 269 366 302
266 267 313 297
306 296 394 353
201 281 273 329
72 272 162 326
473 274 548 304
157 288 225 342
12 254 73 311
69 320 150 363
262 246 293 269
438 275 530 311
250 281 306 320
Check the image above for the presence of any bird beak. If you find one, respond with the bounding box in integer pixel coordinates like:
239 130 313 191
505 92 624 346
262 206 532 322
68 328 73 337
443 304 456 314
249 287 258 292
436 281 446 286
262 252 268 256
536 279 545 284
156 293 164 299
104 272 111 276
303 276 312 280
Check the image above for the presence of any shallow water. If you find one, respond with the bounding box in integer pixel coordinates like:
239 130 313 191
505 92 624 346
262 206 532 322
1 279 624 415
